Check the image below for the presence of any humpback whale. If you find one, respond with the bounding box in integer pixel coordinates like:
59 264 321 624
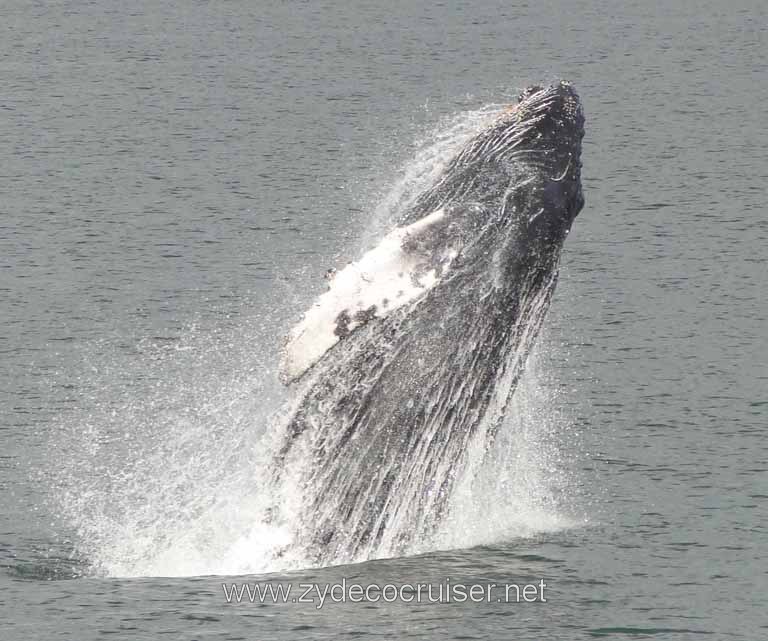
276 81 585 565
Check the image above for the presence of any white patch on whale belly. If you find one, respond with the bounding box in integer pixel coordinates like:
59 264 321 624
280 209 455 382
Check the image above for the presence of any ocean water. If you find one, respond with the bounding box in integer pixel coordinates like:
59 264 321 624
2 1 766 639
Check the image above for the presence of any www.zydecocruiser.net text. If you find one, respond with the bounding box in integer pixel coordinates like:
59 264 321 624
222 579 548 608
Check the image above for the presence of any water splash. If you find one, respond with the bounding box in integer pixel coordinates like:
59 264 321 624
361 104 503 244
432 345 580 552
52 103 580 578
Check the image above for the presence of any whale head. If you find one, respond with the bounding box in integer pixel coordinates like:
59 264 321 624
404 81 584 243
501 81 585 231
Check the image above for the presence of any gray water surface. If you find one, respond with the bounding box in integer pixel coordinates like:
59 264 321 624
2 1 767 639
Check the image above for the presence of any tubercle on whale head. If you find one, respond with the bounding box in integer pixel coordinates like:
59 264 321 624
503 81 584 131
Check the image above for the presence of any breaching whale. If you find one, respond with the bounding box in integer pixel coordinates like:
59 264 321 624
276 81 585 565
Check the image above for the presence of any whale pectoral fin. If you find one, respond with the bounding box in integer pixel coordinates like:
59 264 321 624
279 209 461 383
